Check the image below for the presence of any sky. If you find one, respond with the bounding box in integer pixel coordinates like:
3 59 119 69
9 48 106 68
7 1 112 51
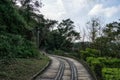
40 0 120 40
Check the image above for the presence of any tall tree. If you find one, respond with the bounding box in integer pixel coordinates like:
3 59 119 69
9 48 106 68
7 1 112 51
58 19 80 42
57 19 80 50
86 17 101 43
103 21 120 57
37 19 57 49
103 22 120 42
94 20 120 57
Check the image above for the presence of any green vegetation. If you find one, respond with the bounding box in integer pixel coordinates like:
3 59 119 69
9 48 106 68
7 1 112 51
86 57 120 80
80 48 100 60
0 0 50 80
0 0 40 59
73 18 120 80
0 33 39 59
0 0 80 58
102 68 120 80
0 0 80 80
0 55 50 80
0 0 120 80
53 50 65 56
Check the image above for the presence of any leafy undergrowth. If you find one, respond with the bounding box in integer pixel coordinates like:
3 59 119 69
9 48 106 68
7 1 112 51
86 57 120 80
102 68 120 80
0 55 50 80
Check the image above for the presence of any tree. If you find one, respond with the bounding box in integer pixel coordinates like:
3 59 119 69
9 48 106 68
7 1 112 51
38 19 57 49
13 0 42 11
103 22 120 42
0 0 40 59
0 0 28 35
102 21 120 57
86 17 101 43
57 19 80 50
39 19 80 51
58 19 80 42
94 20 120 57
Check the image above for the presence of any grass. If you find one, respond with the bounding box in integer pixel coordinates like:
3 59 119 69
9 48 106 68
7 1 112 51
0 55 50 80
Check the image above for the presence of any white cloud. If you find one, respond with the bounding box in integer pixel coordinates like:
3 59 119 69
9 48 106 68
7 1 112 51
41 0 66 20
63 0 89 13
41 0 90 20
104 6 119 17
88 4 120 17
40 0 120 41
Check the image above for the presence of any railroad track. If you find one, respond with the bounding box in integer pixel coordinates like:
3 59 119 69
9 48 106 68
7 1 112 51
54 59 65 80
56 56 78 80
34 55 92 80
34 56 66 80
66 59 78 80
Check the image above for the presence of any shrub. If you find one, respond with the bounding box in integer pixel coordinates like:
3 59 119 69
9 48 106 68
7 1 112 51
86 57 104 79
80 48 100 60
102 68 120 80
0 32 39 59
103 58 120 68
86 57 120 80
88 57 120 68
53 50 65 56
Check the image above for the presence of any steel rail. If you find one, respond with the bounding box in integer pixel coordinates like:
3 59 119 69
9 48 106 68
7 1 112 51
54 60 65 80
56 56 78 80
64 59 78 80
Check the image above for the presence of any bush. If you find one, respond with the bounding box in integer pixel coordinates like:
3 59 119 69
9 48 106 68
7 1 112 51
0 32 39 59
87 57 120 68
80 48 100 60
69 52 80 58
86 57 120 80
86 57 104 79
102 68 120 80
53 50 65 56
103 58 120 68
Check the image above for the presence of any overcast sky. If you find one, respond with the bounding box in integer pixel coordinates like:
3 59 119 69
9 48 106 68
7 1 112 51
40 0 120 40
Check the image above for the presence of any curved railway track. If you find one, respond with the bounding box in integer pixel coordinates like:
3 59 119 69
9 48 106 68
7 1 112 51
34 55 92 80
66 59 78 80
56 56 78 80
54 59 65 80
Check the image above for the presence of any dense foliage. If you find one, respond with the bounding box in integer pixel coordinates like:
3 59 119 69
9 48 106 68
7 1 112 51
0 0 80 59
0 0 40 59
75 19 120 80
102 68 120 80
0 0 120 80
0 33 39 59
45 19 80 51
80 48 100 60
86 57 120 80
